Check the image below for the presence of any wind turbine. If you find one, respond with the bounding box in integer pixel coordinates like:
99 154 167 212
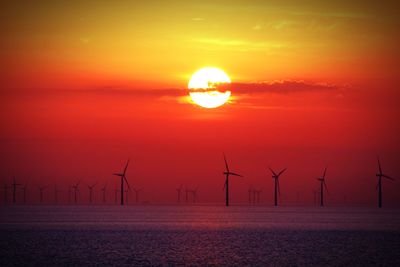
376 156 395 208
113 159 131 206
38 186 47 204
101 182 107 203
176 185 183 203
87 183 97 204
223 154 244 207
12 177 21 204
248 187 253 204
133 188 142 203
191 187 198 203
72 181 81 204
269 167 286 206
317 168 328 207
54 185 62 204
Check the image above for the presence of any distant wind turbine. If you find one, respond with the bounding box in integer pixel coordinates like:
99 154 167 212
176 185 183 203
223 154 244 207
87 183 97 204
191 187 198 203
269 167 287 206
54 185 62 204
113 159 131 206
72 181 81 204
376 156 395 208
317 168 328 207
133 188 142 203
101 182 107 203
248 187 253 204
38 186 47 204
12 177 21 204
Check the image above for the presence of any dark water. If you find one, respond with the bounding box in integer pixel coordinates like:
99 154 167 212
1 205 399 266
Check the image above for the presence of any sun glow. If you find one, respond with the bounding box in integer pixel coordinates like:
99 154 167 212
188 67 231 108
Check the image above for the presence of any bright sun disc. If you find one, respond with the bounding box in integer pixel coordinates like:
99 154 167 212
188 67 231 108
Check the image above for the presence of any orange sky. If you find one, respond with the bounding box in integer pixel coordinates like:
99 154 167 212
1 1 399 206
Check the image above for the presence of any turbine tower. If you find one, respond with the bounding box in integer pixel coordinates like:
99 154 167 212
101 182 107 203
133 188 142 203
317 168 328 207
38 186 47 204
376 156 395 208
176 185 183 203
12 177 21 204
269 167 287 206
113 159 131 206
223 154 243 207
87 183 97 204
72 181 81 204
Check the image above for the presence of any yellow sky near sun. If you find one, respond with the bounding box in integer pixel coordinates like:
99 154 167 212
1 0 399 90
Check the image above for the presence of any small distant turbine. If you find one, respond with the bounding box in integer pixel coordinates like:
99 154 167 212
113 159 131 206
72 181 81 204
54 185 62 204
376 156 395 208
38 186 47 204
176 185 183 203
133 188 142 203
317 168 328 207
223 154 244 207
269 167 287 206
101 182 107 203
87 183 97 204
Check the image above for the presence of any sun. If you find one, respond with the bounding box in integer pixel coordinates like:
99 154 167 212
188 67 231 108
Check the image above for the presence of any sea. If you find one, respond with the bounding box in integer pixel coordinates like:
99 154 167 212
1 205 399 266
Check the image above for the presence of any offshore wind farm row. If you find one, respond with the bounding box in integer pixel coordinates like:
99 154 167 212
2 155 395 208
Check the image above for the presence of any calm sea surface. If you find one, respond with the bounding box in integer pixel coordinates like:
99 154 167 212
1 205 399 266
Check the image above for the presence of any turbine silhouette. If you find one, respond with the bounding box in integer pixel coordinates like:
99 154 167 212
223 154 243 207
317 168 328 207
269 167 286 206
376 156 395 208
113 159 131 206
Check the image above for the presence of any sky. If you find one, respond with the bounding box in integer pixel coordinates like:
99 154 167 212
1 0 399 206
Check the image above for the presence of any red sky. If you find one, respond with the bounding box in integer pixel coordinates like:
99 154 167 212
1 1 399 206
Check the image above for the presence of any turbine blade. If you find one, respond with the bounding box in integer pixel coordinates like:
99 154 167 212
268 167 277 176
323 167 327 179
229 172 243 177
223 153 229 172
278 168 287 177
113 173 123 176
382 174 395 181
124 176 131 191
123 159 130 175
377 156 382 174
324 181 329 194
